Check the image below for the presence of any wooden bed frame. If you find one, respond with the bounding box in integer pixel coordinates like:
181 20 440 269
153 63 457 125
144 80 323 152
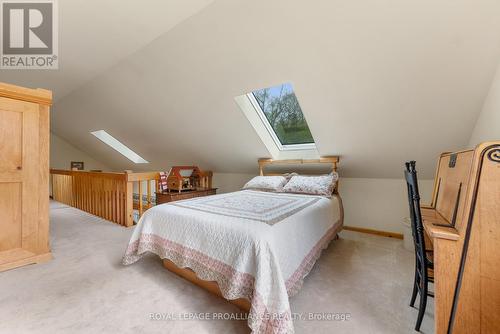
162 156 343 312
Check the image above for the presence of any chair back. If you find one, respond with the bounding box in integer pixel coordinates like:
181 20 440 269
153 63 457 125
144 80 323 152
404 161 429 277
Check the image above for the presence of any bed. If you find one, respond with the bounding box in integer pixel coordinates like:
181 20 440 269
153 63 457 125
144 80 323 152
123 157 343 334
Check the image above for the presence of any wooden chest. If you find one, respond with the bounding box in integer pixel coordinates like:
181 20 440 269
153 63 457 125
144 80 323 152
156 188 217 204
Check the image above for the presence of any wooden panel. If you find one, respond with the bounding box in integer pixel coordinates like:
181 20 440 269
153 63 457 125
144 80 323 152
50 169 160 227
479 151 500 334
21 105 40 253
425 142 500 334
0 109 22 172
0 183 22 251
0 249 51 272
478 152 500 282
434 151 474 231
0 82 51 272
52 174 73 205
450 144 500 333
481 277 500 333
433 237 463 334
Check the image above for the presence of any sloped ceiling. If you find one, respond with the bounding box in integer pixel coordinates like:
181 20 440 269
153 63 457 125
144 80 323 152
0 0 214 100
5 0 500 178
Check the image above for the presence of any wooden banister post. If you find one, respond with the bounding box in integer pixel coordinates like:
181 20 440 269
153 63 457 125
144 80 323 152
147 180 151 208
138 181 143 216
125 181 134 227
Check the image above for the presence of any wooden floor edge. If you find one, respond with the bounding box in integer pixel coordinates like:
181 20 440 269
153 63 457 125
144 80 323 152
343 226 404 239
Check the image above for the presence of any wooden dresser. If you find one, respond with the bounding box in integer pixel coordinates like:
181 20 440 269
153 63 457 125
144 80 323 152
0 82 52 272
422 141 500 334
156 188 217 204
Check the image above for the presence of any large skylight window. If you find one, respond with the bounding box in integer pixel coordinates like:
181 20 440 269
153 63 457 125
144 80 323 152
91 130 148 164
247 83 315 150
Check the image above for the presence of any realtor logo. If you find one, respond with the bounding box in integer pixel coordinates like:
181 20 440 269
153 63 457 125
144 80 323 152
1 0 58 69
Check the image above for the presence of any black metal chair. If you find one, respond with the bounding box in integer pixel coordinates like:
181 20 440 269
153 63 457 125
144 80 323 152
404 161 434 332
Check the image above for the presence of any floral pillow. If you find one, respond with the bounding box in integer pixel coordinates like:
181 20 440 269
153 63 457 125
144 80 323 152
282 173 338 197
243 176 288 192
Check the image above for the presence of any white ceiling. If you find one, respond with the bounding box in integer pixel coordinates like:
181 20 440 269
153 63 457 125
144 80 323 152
3 0 500 178
0 0 214 100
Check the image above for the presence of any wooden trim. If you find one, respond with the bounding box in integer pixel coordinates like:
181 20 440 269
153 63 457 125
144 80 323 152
0 82 52 106
423 221 460 241
440 149 473 157
126 171 160 182
125 181 134 227
258 156 339 175
50 169 127 180
0 250 52 272
38 104 50 253
343 226 404 239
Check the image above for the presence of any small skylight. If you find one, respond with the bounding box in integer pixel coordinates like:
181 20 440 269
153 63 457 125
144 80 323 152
247 83 315 150
91 130 148 164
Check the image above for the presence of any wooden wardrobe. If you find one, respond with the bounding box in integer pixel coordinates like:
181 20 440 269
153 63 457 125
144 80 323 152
0 82 52 272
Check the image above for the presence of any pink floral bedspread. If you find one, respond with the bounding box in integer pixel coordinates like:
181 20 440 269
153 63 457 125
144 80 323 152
123 190 342 333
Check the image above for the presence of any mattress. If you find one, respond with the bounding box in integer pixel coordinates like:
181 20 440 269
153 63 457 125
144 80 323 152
123 189 342 334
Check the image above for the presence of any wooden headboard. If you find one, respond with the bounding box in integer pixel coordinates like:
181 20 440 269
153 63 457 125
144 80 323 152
258 156 340 193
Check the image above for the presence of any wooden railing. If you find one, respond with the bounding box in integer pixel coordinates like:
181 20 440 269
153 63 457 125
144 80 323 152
50 169 159 227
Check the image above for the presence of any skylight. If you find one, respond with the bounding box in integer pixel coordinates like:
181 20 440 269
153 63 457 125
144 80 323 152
247 83 315 150
91 130 148 164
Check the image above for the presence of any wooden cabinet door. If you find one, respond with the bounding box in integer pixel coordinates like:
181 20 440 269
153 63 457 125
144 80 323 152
0 96 40 256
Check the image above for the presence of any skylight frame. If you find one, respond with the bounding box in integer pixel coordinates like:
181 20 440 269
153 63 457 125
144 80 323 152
246 92 316 152
90 130 149 164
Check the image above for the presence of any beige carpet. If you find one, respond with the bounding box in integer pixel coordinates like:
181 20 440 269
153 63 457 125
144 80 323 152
0 202 434 333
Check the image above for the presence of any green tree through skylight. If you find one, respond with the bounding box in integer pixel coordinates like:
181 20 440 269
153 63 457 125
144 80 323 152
252 83 314 145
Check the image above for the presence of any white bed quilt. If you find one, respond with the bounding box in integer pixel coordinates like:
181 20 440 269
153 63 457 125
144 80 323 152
123 190 342 334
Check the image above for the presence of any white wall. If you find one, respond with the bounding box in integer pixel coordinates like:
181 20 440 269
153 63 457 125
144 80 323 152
340 178 433 234
50 132 111 171
469 62 500 146
212 173 434 234
212 172 254 194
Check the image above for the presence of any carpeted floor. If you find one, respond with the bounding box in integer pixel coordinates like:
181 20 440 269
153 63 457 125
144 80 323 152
0 202 434 333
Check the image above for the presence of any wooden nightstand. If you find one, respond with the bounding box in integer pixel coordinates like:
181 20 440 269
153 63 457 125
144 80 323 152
156 188 217 204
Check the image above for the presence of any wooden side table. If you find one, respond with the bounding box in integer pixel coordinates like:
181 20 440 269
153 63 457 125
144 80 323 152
156 188 217 204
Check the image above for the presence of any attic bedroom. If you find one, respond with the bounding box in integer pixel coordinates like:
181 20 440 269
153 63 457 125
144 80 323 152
0 1 499 333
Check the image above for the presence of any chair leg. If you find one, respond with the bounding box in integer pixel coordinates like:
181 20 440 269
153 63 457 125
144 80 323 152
415 281 428 331
410 272 419 307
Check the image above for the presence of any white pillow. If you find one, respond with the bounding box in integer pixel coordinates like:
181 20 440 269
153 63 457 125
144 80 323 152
282 174 338 197
283 172 298 180
243 176 288 192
